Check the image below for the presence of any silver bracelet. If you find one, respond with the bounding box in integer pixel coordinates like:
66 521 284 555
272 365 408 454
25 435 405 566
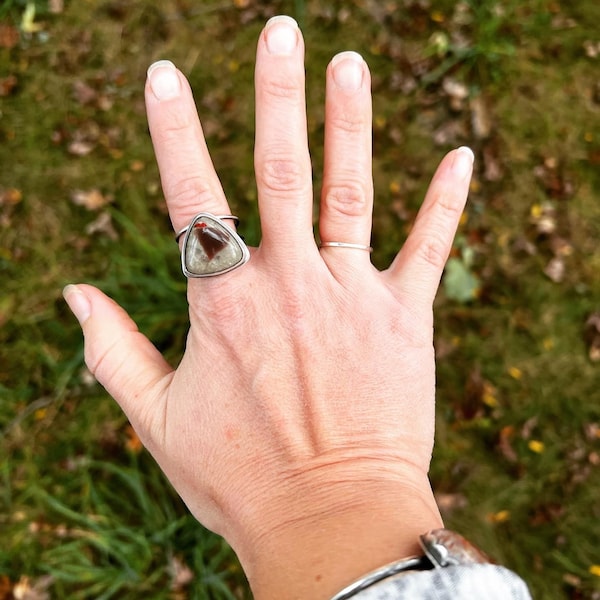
330 529 490 600
330 555 428 600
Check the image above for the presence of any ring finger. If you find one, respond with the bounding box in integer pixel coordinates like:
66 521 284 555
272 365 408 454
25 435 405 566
319 51 373 274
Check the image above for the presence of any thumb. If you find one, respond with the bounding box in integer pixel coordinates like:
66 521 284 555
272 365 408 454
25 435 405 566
63 284 173 445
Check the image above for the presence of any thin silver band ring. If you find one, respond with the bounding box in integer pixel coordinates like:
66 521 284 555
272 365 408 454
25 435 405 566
320 241 373 252
175 215 239 243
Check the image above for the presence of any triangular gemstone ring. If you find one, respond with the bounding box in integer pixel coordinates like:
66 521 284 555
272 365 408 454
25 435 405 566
178 213 250 278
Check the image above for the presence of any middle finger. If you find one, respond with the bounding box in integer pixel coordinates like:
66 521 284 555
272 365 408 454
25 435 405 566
254 16 315 261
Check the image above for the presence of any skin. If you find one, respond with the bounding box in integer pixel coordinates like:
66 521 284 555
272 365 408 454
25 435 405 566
63 15 474 600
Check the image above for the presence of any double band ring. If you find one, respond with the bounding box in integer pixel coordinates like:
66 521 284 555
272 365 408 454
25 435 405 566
176 213 250 278
319 241 373 252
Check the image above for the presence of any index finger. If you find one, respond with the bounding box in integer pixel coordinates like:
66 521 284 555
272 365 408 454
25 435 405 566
145 60 231 233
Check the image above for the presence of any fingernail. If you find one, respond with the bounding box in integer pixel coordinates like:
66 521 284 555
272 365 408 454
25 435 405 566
331 51 364 91
63 284 91 324
451 146 475 179
147 60 181 101
264 15 299 55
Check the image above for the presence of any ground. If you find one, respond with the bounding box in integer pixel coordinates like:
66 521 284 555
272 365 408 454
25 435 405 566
1 1 599 598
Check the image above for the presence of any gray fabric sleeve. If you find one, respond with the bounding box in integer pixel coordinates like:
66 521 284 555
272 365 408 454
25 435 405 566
350 564 532 600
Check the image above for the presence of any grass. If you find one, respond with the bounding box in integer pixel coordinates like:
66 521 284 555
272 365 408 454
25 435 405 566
1 0 600 598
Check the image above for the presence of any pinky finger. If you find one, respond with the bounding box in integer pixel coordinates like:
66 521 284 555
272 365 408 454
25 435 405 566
385 147 473 306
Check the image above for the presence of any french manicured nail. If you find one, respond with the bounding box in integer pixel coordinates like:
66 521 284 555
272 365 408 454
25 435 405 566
451 146 475 179
264 15 299 55
147 60 181 101
63 284 91 324
331 51 364 91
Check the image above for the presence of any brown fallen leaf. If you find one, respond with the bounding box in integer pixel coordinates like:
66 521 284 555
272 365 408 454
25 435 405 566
49 0 64 14
530 201 557 235
67 140 95 156
72 80 97 105
0 575 12 600
461 367 486 420
533 157 576 199
443 77 469 111
470 95 493 139
498 425 518 463
583 40 600 59
0 24 19 49
521 416 539 440
583 422 600 441
435 492 468 517
0 75 18 97
584 312 600 362
12 576 53 600
169 556 194 591
482 144 503 182
70 188 112 211
544 256 565 283
85 211 118 240
0 188 23 206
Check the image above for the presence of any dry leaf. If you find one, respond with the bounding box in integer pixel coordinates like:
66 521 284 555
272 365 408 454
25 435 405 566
12 576 52 600
583 40 600 59
67 140 95 156
0 75 18 97
169 556 194 591
544 256 565 282
533 158 575 199
0 575 12 600
583 422 600 441
435 492 468 516
432 120 467 146
482 145 503 182
521 416 539 440
470 95 493 139
72 80 97 105
70 189 111 211
584 313 600 362
49 0 64 14
0 188 23 206
530 201 557 235
498 425 518 463
443 77 469 111
0 24 19 49
563 573 581 588
85 211 118 240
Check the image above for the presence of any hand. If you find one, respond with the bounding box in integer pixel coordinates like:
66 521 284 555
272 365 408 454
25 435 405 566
63 15 473 600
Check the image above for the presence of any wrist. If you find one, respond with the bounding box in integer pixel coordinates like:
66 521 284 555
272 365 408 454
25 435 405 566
231 464 442 600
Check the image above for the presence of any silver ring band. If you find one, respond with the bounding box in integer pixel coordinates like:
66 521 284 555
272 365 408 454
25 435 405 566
175 215 239 243
320 241 373 252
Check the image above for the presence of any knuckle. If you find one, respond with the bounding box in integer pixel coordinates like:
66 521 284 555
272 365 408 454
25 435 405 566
256 154 306 194
279 287 314 339
416 232 450 270
328 111 368 135
323 182 370 218
261 76 303 102
431 189 463 220
156 106 193 138
165 175 218 212
85 336 121 387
